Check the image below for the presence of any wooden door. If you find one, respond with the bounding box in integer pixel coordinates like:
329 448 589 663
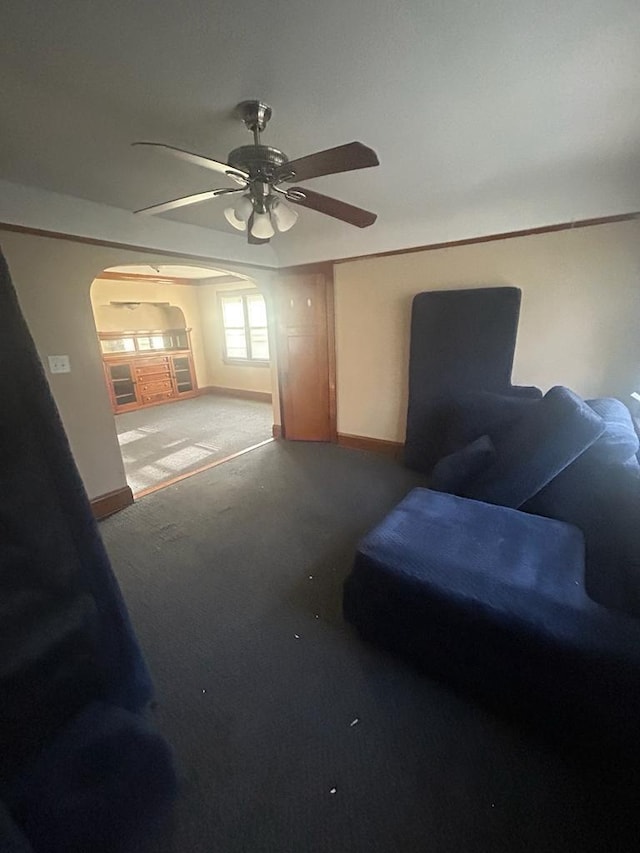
274 267 336 441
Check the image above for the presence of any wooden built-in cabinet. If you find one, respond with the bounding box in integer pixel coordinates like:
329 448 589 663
100 329 198 413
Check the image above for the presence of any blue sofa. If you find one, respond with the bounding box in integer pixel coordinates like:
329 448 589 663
344 386 640 754
0 250 176 851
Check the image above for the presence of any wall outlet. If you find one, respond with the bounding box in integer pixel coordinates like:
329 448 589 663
48 355 71 374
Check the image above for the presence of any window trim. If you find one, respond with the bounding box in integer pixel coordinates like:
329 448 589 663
218 289 270 367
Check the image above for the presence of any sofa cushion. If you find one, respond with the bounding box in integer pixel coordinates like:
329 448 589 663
586 397 639 466
461 386 605 508
347 488 589 610
443 390 541 455
524 457 640 618
429 434 495 494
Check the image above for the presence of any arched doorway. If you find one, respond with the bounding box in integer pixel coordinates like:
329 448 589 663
90 263 277 497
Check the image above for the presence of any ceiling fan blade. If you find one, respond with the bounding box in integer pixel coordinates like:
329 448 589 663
288 187 377 228
247 213 270 245
280 142 379 183
132 142 249 184
134 188 243 215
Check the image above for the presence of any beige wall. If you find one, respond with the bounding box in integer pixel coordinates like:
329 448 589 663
196 280 274 395
90 277 208 388
0 229 273 499
335 219 640 443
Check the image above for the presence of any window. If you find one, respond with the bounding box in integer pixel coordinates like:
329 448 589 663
220 291 270 363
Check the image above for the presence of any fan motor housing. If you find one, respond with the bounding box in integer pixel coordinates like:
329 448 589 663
228 145 288 181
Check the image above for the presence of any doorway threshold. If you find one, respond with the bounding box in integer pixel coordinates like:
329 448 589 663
133 437 274 500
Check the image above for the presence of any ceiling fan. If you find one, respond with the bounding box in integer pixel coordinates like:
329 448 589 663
132 100 379 244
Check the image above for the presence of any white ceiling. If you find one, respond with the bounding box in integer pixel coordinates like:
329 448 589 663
1 0 639 267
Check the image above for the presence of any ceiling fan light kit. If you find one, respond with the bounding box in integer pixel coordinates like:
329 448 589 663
223 206 248 231
271 197 298 232
223 191 298 238
251 209 275 240
133 100 379 244
232 194 254 223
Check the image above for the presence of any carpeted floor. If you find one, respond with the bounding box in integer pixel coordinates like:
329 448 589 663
100 441 638 853
115 394 272 494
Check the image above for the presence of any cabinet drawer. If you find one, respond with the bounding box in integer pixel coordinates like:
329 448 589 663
139 379 173 394
141 390 176 404
135 355 170 367
136 371 172 385
135 364 171 377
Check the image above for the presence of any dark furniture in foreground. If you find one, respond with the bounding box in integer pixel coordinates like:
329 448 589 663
345 287 640 756
0 250 176 851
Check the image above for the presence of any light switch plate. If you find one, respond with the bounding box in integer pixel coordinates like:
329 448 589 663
48 355 71 374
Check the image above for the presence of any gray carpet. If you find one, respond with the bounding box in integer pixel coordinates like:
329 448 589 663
115 395 272 494
100 442 637 853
